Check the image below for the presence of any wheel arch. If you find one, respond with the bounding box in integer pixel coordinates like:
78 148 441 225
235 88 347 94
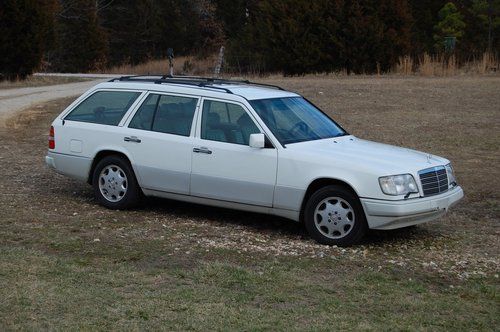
299 177 361 222
87 149 135 184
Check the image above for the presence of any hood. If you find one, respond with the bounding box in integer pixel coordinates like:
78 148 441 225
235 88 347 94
286 135 449 175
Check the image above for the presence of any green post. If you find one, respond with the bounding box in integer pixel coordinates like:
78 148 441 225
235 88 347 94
444 36 456 53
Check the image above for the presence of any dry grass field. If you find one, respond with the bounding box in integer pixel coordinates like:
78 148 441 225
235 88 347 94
102 53 499 77
0 76 498 330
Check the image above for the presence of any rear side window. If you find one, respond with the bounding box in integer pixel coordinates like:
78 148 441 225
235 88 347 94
128 94 159 130
129 93 198 136
65 91 141 126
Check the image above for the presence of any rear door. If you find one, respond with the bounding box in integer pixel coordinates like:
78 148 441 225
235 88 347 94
190 98 278 207
122 92 199 195
55 89 144 179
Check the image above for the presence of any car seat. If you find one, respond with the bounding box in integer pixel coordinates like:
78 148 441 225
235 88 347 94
152 103 174 133
236 113 259 145
169 103 191 136
130 104 155 129
204 113 226 142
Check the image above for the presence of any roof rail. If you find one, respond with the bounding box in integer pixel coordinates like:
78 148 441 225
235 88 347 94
108 74 285 93
110 75 233 93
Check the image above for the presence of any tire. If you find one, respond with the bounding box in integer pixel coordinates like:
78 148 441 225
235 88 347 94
304 185 367 246
92 155 141 209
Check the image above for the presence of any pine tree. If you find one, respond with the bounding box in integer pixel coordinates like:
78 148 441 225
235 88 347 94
194 0 225 56
376 0 413 70
98 0 162 66
466 0 500 53
51 0 108 72
213 0 248 39
408 0 448 55
228 0 413 75
0 0 56 80
433 2 467 52
98 0 215 66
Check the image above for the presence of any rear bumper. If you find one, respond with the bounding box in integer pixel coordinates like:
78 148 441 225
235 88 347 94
45 151 91 182
361 186 464 230
45 155 56 169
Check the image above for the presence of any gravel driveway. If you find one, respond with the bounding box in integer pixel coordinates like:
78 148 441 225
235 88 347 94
0 77 106 126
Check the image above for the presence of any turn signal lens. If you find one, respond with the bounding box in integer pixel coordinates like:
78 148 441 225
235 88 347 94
445 163 457 187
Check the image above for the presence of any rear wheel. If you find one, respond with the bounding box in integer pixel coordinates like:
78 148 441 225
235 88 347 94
92 155 140 209
304 185 367 246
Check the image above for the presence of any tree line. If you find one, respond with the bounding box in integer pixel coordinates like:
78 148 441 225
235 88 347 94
0 0 499 79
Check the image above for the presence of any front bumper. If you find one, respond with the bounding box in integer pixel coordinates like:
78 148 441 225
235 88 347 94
360 186 464 230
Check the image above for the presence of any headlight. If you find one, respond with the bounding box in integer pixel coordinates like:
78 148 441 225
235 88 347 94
379 174 418 196
445 163 457 187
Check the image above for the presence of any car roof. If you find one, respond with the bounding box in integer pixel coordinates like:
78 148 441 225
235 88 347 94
211 84 299 100
93 76 299 101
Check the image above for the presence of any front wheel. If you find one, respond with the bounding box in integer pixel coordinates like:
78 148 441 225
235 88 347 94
304 185 367 246
92 155 141 209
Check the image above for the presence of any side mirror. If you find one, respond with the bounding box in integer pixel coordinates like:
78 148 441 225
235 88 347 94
249 133 265 148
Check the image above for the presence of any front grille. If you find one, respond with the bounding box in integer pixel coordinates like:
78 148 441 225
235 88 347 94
418 166 449 197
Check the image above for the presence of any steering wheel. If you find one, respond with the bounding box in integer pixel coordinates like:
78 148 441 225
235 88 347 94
290 121 310 136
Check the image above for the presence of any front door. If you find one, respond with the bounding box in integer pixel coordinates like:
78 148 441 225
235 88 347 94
190 99 277 207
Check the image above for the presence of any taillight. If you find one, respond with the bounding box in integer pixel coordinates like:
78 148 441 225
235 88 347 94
49 126 55 149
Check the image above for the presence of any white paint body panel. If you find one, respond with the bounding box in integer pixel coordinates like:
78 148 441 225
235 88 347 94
277 135 451 201
190 98 277 207
46 80 463 230
122 127 194 195
191 138 278 207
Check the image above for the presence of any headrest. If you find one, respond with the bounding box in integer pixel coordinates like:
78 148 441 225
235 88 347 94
237 114 252 126
169 103 183 116
207 112 220 126
141 104 155 115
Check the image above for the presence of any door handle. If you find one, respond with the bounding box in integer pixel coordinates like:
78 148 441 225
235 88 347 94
124 136 141 143
193 147 212 154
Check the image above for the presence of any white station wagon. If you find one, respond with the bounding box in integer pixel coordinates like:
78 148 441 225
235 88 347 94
46 76 464 246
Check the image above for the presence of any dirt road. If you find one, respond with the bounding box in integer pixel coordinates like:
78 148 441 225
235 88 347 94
0 78 105 126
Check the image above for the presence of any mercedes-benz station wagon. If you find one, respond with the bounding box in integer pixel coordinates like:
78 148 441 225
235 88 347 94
45 76 463 246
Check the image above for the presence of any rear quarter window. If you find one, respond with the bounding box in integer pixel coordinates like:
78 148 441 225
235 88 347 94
65 91 141 126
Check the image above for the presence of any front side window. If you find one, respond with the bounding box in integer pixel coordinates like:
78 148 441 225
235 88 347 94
201 100 260 145
250 97 346 145
129 93 198 136
65 91 141 125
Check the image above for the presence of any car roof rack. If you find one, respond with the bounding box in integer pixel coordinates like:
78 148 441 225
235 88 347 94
108 74 285 94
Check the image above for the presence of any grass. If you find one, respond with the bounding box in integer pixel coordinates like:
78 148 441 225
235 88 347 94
395 52 499 76
0 76 499 330
101 55 218 76
0 75 89 90
102 52 499 77
1 247 497 330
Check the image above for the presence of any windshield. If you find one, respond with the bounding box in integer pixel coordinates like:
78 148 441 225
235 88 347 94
250 97 347 145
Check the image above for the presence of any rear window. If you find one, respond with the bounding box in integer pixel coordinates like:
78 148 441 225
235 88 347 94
65 91 141 126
